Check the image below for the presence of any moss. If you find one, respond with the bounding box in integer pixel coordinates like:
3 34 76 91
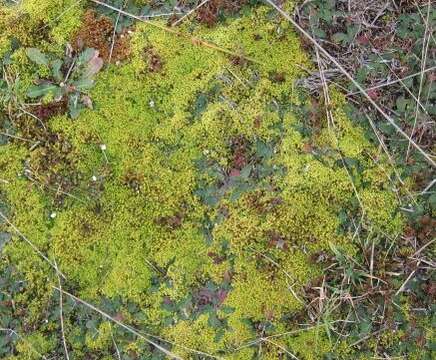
20 0 84 47
285 328 333 360
1 2 405 358
85 321 113 351
10 332 55 360
164 314 223 358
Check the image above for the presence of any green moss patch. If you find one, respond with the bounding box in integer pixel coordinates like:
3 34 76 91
0 2 407 359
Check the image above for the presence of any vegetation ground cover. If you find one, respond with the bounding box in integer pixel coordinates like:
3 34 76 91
0 0 434 359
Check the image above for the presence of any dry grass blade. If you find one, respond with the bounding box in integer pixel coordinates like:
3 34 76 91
39 0 83 30
54 260 70 360
110 325 122 360
394 260 421 296
313 46 365 214
406 0 432 160
365 113 405 186
91 0 260 64
368 46 430 115
234 325 320 352
264 0 436 168
108 0 126 64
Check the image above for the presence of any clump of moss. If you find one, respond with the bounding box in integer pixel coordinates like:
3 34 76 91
72 10 131 63
20 0 84 47
0 1 407 359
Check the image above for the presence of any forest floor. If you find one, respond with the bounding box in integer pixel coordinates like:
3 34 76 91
0 0 434 359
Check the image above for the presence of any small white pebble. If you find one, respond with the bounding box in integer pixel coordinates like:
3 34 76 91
91 175 97 182
149 100 155 108
100 144 107 151
50 212 57 219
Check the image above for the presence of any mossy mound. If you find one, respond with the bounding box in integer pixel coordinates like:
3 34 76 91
0 2 405 359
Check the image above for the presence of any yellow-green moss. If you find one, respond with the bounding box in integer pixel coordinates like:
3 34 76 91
20 0 84 46
9 332 55 360
1 2 405 359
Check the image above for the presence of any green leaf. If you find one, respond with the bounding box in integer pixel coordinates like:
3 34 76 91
428 194 436 211
25 48 49 66
68 95 82 119
27 84 58 98
77 48 96 65
51 59 63 82
0 232 11 251
256 140 273 159
72 78 94 91
239 165 252 180
83 55 103 78
332 32 348 44
378 122 395 136
207 313 222 328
